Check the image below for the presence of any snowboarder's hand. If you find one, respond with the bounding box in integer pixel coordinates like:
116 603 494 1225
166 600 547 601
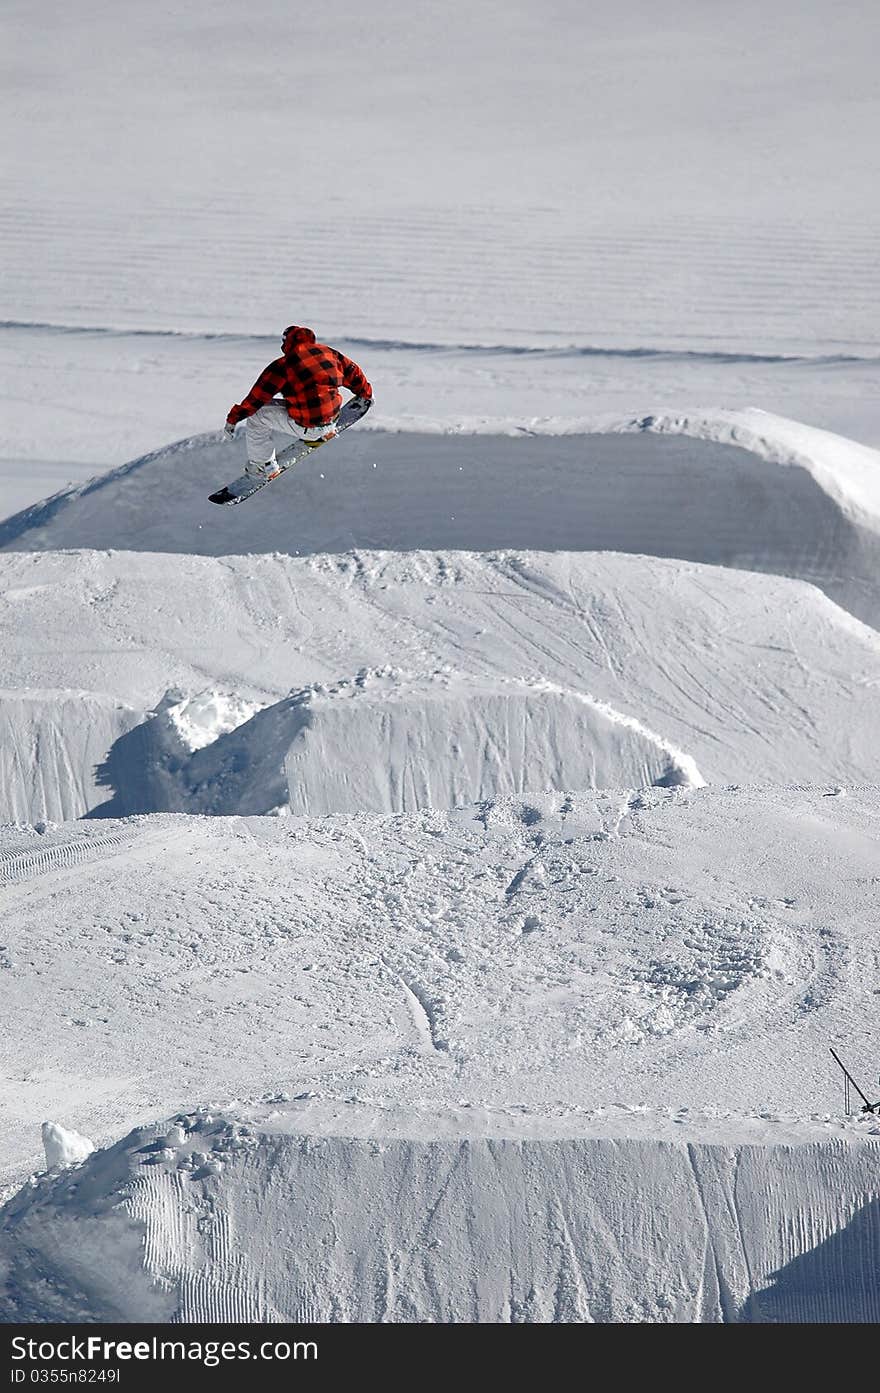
353 395 373 413
223 421 236 440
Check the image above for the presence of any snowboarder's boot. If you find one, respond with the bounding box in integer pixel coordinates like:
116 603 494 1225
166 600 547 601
303 426 338 449
244 452 282 481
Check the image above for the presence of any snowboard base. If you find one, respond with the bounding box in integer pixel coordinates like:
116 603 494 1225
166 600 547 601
209 397 371 506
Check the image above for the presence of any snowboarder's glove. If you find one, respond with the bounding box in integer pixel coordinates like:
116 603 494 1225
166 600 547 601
223 421 236 439
353 395 373 413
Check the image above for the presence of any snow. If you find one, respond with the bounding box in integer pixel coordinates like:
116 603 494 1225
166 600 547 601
0 688 140 822
6 331 880 520
3 410 880 631
1 788 880 1205
4 831 880 1323
3 546 880 825
4 1104 880 1323
95 670 704 819
41 1123 94 1171
3 0 880 1325
4 4 879 353
162 689 263 754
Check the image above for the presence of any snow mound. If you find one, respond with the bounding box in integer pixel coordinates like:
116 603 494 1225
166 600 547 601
3 548 880 824
3 1103 879 1323
93 669 704 819
2 410 879 625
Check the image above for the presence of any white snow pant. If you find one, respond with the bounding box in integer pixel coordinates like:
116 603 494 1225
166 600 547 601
245 399 338 465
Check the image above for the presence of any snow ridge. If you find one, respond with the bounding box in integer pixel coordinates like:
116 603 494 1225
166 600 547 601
5 319 880 365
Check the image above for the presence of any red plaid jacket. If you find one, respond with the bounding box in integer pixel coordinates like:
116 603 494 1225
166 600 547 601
227 328 372 429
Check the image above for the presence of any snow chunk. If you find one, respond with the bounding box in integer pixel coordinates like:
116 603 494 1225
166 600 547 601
164 689 263 752
41 1121 94 1170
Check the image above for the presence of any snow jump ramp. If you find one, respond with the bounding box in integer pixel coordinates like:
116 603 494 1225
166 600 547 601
3 1106 879 1324
3 410 880 628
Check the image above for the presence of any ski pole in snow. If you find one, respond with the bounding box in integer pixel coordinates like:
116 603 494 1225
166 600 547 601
829 1047 879 1115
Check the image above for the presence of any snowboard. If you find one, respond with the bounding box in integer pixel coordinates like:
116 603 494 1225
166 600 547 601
209 396 372 506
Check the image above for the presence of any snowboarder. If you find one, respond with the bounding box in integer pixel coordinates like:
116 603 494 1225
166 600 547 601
224 325 373 481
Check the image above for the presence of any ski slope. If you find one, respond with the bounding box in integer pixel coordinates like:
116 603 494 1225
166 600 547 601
2 787 880 1321
1 787 879 1183
3 0 880 1326
3 4 879 356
